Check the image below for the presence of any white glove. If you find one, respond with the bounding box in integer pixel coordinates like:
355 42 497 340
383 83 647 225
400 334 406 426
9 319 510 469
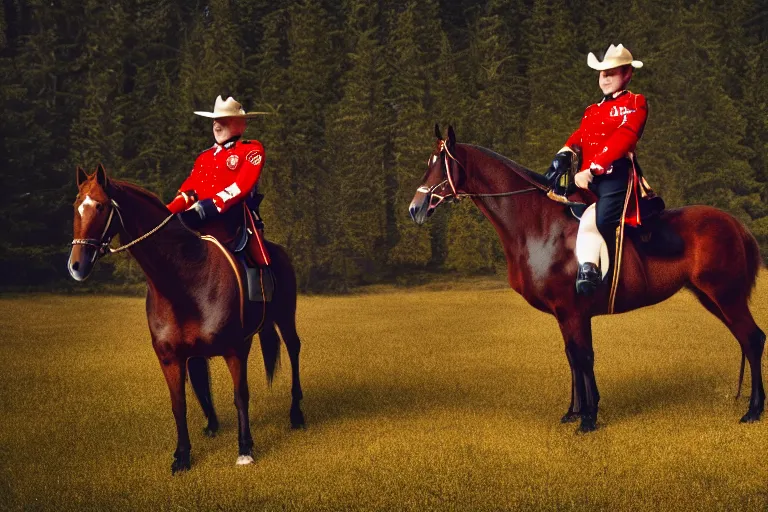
574 170 593 189
589 162 606 175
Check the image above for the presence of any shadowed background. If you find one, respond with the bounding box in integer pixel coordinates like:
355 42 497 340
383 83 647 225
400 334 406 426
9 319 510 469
1 274 767 510
1 0 766 291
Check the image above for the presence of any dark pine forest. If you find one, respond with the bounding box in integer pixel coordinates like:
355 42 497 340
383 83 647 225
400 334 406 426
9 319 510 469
1 0 766 291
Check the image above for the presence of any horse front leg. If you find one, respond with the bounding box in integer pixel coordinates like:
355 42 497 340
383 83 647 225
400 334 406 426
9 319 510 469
224 353 254 465
557 314 600 433
188 357 219 437
158 355 191 474
561 348 581 424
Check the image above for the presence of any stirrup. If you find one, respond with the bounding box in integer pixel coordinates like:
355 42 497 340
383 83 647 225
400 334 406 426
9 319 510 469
576 262 601 296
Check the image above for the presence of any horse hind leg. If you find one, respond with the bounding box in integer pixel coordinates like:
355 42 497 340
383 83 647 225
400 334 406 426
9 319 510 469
691 285 765 422
275 315 306 429
187 357 219 437
742 329 767 422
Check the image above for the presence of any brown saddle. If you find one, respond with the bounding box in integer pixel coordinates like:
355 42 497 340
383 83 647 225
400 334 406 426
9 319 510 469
198 203 274 302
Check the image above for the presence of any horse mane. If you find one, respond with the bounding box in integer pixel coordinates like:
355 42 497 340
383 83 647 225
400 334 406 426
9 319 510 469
108 178 208 265
109 178 168 211
464 144 551 190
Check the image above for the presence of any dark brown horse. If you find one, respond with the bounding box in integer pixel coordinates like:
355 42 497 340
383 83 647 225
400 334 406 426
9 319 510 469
410 126 764 432
69 165 305 473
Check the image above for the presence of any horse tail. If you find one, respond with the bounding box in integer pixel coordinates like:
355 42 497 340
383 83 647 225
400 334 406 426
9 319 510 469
259 323 281 385
258 240 298 386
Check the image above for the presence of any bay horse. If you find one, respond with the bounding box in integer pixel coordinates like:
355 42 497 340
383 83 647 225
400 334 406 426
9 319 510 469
68 164 305 474
410 125 765 432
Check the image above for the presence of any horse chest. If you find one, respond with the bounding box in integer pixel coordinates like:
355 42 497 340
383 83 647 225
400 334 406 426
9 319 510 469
146 294 235 348
506 228 576 312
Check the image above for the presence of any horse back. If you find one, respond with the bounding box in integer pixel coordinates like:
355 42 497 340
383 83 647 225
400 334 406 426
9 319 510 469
612 205 761 313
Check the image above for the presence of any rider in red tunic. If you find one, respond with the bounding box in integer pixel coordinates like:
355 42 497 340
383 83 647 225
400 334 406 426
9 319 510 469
167 95 271 268
545 44 647 295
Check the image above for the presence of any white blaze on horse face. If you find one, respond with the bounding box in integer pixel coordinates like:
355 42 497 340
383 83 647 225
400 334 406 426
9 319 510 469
78 195 97 217
431 155 438 165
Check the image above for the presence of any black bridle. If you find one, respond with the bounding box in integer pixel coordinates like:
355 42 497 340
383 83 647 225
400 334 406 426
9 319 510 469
419 141 586 207
418 140 539 205
70 198 174 258
70 204 117 258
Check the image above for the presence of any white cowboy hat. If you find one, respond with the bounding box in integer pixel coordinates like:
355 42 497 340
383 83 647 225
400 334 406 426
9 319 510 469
587 44 643 71
194 95 270 119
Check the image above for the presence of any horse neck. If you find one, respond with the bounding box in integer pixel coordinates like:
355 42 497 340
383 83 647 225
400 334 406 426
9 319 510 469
110 183 208 291
461 146 561 255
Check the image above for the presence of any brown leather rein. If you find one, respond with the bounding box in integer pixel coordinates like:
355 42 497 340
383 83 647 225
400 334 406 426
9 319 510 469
419 141 584 207
70 199 175 257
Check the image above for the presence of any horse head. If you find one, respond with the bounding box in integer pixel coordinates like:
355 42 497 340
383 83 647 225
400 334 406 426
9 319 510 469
409 124 465 225
68 164 119 281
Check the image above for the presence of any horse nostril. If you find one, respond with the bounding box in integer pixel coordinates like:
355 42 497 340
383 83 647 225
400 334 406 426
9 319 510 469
72 262 80 271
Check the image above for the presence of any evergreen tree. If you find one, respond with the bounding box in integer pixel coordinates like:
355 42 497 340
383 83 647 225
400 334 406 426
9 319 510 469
281 0 337 289
0 0 85 285
637 0 756 219
386 0 442 268
122 0 189 198
323 0 391 289
248 4 292 252
69 0 131 174
428 32 469 269
1 0 766 288
522 0 585 172
445 201 499 274
0 2 6 51
443 0 526 274
176 0 242 161
464 0 528 157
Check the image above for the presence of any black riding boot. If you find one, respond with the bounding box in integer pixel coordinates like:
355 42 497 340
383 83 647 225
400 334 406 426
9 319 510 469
576 262 601 296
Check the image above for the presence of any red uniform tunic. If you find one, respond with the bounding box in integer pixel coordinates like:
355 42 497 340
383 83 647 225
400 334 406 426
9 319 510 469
565 90 647 174
166 138 265 214
565 90 648 226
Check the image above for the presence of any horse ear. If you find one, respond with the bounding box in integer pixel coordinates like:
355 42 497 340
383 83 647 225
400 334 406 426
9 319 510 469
96 163 109 188
435 123 443 140
447 125 456 148
76 166 88 187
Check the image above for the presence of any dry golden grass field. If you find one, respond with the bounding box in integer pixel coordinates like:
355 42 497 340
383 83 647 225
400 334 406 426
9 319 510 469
2 275 768 511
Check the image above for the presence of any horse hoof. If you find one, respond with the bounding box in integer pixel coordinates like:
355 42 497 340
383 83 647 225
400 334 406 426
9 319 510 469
577 416 598 433
561 412 580 424
740 410 763 423
202 422 219 438
290 409 306 429
236 454 254 466
171 454 191 475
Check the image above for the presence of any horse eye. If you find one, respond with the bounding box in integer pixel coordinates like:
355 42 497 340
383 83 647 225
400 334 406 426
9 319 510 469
96 203 104 211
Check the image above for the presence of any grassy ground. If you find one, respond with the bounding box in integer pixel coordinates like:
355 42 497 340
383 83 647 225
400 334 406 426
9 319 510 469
1 276 767 511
